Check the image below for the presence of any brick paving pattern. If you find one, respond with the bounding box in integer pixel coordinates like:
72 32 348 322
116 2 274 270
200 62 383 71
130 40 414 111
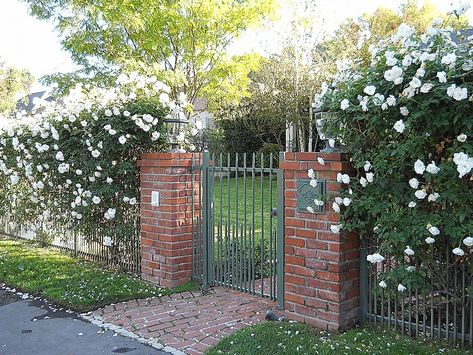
92 287 279 354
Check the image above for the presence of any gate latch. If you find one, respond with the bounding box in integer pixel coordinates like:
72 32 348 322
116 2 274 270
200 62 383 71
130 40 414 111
270 208 278 217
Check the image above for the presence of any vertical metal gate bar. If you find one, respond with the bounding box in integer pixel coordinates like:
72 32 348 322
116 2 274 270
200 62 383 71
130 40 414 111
269 153 273 300
260 152 265 297
243 153 248 292
251 153 256 295
277 151 285 309
359 247 368 322
202 152 210 289
219 154 223 285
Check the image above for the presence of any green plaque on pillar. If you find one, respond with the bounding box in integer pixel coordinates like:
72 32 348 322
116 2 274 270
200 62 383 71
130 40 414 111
296 178 326 213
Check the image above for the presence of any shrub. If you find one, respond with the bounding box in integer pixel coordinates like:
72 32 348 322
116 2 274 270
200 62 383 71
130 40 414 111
310 11 473 291
0 73 186 248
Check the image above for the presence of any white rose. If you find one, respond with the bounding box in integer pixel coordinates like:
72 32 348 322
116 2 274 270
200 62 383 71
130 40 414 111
397 284 407 292
426 162 440 174
400 106 409 116
457 134 467 142
366 172 374 183
428 226 440 236
92 196 101 204
414 159 425 175
415 189 427 199
332 202 340 213
330 224 341 233
462 237 473 247
118 136 127 144
309 179 318 188
425 237 435 244
404 246 414 256
393 120 405 133
363 85 376 96
379 281 387 288
452 247 465 256
317 157 325 165
409 178 419 189
308 169 316 179
340 99 350 110
408 201 416 208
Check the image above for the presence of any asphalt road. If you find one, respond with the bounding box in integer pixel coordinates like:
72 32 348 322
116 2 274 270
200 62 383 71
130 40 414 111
0 289 168 355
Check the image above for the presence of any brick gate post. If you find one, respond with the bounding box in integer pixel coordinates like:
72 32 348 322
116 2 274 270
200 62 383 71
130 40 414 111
137 153 199 288
280 152 360 331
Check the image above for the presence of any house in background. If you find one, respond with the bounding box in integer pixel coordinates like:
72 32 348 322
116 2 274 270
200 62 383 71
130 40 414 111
191 98 214 129
16 90 53 114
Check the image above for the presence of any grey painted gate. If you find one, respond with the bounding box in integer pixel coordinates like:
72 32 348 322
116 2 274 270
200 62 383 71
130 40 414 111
191 152 284 308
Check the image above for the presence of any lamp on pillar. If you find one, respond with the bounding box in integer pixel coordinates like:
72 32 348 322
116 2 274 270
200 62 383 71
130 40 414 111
164 111 189 152
314 110 340 153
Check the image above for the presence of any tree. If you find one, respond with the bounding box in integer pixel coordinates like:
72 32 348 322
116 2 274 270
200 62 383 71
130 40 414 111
22 0 276 109
0 61 34 115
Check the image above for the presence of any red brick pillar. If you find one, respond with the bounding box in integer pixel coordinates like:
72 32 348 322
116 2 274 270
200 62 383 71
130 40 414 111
280 152 360 331
137 153 199 288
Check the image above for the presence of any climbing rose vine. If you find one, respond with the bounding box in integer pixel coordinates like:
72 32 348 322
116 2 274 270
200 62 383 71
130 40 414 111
0 73 187 248
310 15 473 291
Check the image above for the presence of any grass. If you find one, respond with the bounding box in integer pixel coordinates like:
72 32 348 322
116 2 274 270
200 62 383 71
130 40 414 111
0 238 199 312
206 322 470 355
213 176 276 239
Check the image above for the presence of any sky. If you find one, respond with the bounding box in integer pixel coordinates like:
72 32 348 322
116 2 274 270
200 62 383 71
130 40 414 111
0 0 472 91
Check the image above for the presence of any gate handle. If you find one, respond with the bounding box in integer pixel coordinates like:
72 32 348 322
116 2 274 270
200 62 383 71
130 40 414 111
270 208 278 217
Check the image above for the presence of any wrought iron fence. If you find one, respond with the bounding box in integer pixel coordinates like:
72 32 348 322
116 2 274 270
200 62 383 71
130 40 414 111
0 215 141 275
360 243 473 346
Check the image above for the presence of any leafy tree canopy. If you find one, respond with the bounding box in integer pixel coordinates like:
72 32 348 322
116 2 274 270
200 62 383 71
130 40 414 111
0 61 34 115
22 0 277 109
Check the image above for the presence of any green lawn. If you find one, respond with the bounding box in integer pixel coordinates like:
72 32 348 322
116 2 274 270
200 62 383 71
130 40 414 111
206 322 469 355
0 238 198 312
213 176 277 240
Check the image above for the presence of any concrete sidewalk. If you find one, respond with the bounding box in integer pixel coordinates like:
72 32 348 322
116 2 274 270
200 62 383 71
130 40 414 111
0 288 167 355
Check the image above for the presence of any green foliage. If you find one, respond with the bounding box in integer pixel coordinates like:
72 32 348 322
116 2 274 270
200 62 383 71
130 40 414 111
317 21 473 288
0 61 34 115
206 322 469 355
22 0 277 109
0 239 168 311
0 76 171 249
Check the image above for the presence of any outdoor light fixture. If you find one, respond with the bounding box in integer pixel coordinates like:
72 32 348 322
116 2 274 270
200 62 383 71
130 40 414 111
164 111 189 152
314 110 339 153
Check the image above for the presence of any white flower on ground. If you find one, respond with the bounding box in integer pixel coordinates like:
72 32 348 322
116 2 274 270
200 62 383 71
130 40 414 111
367 253 385 263
408 201 416 208
398 284 407 292
447 84 468 101
428 226 440 236
340 99 350 110
457 134 467 142
452 247 465 256
309 179 318 188
366 172 374 183
393 120 405 133
317 157 325 165
103 236 113 247
414 159 425 175
415 189 427 199
463 237 473 247
437 71 447 83
364 85 376 96
92 196 101 204
306 206 315 213
332 202 340 213
379 281 387 288
104 208 116 220
426 162 440 174
404 246 415 256
425 237 435 244
428 193 440 202
330 224 341 233
118 136 127 144
360 177 368 187
400 106 409 116
308 169 316 179
409 178 419 189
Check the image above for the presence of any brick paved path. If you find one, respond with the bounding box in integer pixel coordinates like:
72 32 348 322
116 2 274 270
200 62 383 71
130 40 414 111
91 287 279 354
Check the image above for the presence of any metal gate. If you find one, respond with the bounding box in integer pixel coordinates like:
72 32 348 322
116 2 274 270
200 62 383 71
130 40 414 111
191 152 284 308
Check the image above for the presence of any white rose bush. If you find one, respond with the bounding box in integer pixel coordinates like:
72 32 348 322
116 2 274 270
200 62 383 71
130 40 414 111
0 73 186 261
312 17 473 298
